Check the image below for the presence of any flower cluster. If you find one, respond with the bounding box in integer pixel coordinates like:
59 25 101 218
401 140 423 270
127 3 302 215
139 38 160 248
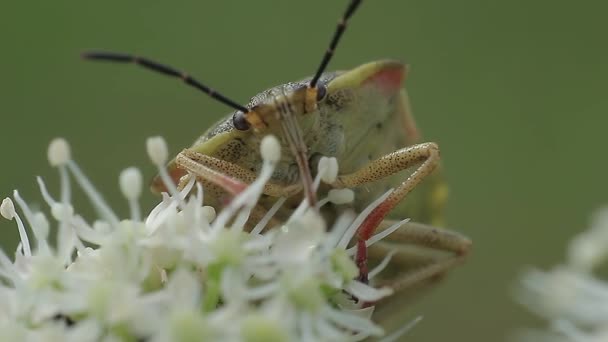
0 136 417 341
516 207 608 342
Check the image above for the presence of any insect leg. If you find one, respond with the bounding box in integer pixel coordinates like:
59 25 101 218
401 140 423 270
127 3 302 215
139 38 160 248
175 172 284 232
331 142 441 282
176 149 303 198
376 220 470 255
369 238 468 322
368 220 470 289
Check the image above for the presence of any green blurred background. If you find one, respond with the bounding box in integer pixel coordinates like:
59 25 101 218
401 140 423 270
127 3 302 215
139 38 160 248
1 0 606 340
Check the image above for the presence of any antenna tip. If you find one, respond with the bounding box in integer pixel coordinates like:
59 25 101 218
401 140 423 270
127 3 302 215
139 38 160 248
80 51 131 62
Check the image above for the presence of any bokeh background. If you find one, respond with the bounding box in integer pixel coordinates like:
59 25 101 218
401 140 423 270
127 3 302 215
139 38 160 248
1 0 607 340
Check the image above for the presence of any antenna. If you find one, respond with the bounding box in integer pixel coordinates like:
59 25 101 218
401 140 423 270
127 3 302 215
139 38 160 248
82 51 249 113
309 0 363 88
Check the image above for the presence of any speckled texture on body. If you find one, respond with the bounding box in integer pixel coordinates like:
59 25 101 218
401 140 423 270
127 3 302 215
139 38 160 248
175 62 446 224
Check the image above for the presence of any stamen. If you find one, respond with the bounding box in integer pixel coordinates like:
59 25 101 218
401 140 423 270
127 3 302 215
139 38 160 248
70 215 106 246
213 136 280 233
328 189 354 204
51 203 74 222
217 159 274 233
319 157 339 184
48 138 73 219
119 167 143 221
231 207 254 232
317 189 354 211
1 197 15 220
47 138 71 167
316 197 330 209
11 190 34 224
379 316 423 342
260 135 281 163
146 136 169 165
147 136 182 204
65 216 89 255
36 176 56 206
287 157 338 219
59 166 71 210
192 181 205 228
323 305 385 337
31 213 50 245
344 280 393 303
366 218 410 248
1 198 31 257
346 218 410 255
368 250 396 280
13 190 50 252
251 197 286 235
66 160 119 226
288 199 311 223
195 181 204 207
313 164 326 191
337 189 393 249
323 212 356 254
201 206 216 223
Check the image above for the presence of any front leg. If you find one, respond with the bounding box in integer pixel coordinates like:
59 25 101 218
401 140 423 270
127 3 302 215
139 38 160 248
175 148 302 198
175 149 298 230
331 142 441 282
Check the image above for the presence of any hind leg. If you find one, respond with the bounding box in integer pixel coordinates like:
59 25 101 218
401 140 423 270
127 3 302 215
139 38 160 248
368 220 471 294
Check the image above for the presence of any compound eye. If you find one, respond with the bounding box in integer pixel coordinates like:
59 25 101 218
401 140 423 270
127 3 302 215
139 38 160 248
316 83 327 101
232 111 250 131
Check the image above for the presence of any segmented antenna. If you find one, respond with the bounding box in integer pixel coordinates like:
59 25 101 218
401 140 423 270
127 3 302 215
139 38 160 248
82 51 249 113
309 0 363 88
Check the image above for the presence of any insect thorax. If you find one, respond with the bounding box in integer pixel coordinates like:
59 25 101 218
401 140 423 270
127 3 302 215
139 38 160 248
194 67 414 214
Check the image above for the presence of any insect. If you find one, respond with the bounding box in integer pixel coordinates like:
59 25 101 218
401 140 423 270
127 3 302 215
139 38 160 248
83 0 470 302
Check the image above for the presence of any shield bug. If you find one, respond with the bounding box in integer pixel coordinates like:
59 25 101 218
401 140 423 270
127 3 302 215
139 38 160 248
83 0 470 301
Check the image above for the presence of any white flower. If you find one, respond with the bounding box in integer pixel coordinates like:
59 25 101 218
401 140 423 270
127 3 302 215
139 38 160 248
516 207 608 341
0 136 419 341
